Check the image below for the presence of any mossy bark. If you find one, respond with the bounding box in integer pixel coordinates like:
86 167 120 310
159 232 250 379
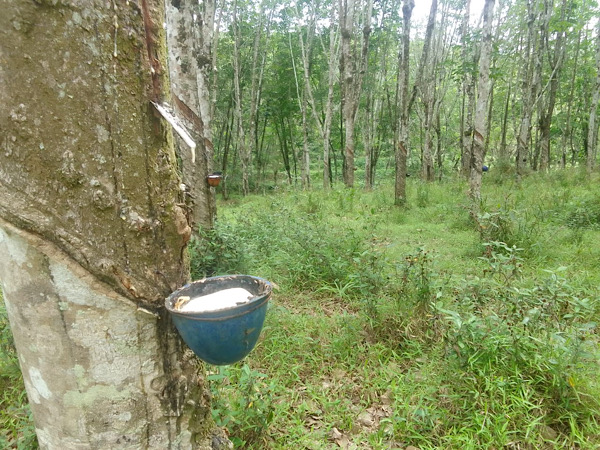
0 1 220 448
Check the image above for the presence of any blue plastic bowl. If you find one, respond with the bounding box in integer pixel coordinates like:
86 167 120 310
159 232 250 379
165 275 272 365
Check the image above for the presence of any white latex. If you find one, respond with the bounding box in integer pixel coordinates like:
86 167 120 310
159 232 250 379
178 287 254 312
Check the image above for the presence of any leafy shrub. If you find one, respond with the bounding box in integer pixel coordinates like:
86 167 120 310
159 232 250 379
366 247 443 345
475 206 541 256
436 268 600 439
208 364 275 447
564 194 600 230
189 223 247 279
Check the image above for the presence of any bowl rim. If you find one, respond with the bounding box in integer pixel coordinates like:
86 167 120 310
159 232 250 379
165 274 272 318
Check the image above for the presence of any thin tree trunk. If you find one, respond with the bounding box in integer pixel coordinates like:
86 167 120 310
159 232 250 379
469 0 495 208
296 9 317 190
499 82 512 162
324 5 339 189
561 25 582 168
232 0 250 195
394 0 414 205
339 0 373 187
418 0 439 182
539 0 566 171
249 3 272 192
459 0 472 177
587 18 600 173
516 0 539 175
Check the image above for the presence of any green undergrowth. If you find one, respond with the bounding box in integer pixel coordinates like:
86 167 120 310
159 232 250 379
1 171 599 448
198 171 600 448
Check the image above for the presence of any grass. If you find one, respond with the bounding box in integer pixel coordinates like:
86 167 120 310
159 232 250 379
1 169 599 448
199 170 600 448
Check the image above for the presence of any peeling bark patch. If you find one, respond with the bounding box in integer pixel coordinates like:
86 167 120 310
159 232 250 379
28 367 53 400
0 226 29 267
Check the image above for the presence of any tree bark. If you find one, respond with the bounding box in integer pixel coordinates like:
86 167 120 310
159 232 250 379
499 82 512 162
249 3 272 192
516 0 539 175
0 1 222 448
469 0 495 208
296 13 315 190
538 0 566 171
0 0 225 449
232 0 250 195
339 0 372 187
419 0 439 182
561 23 583 168
323 4 339 189
394 0 414 205
587 18 600 173
166 0 216 231
460 0 473 178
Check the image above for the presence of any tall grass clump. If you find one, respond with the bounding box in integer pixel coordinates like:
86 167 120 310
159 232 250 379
189 223 248 279
564 192 600 230
210 196 390 298
475 201 542 256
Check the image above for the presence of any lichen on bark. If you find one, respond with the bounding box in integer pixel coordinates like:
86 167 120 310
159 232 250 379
0 0 219 448
0 0 192 307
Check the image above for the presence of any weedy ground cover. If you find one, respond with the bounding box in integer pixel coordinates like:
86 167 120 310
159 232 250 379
197 170 600 448
1 170 599 449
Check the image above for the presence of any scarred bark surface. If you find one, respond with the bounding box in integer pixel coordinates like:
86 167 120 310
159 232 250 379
165 0 216 231
0 220 215 449
0 1 223 448
0 0 189 307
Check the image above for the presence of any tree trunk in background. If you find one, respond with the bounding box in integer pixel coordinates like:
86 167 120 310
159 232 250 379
459 0 472 178
166 0 216 231
232 0 250 195
297 8 316 190
210 0 224 128
587 18 600 173
419 0 439 182
339 0 372 188
394 0 414 205
302 7 338 190
538 0 565 172
516 0 539 175
323 4 339 189
499 82 512 162
561 23 582 168
364 67 385 190
469 0 495 207
0 1 223 448
249 3 271 192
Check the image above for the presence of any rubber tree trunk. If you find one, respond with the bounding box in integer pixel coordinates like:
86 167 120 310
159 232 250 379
469 0 495 209
394 0 414 206
516 0 539 175
0 1 224 448
166 0 217 231
587 18 600 173
538 0 565 172
339 0 372 188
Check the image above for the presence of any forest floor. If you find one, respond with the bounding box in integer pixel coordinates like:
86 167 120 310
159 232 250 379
2 169 600 448
198 169 600 448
